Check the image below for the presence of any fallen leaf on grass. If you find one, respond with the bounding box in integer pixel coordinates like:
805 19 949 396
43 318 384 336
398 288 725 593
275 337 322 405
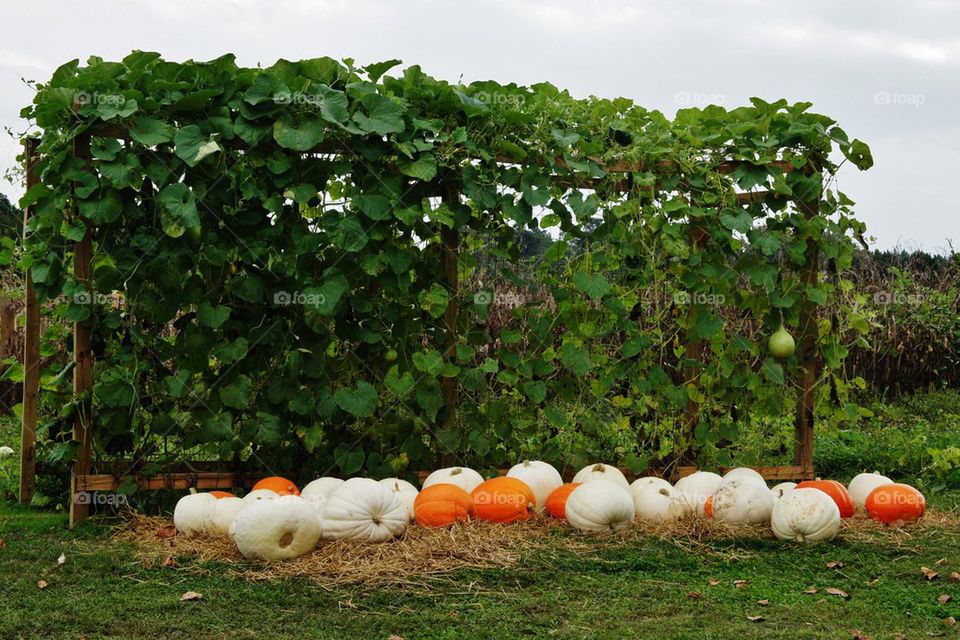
826 587 851 600
922 566 940 580
757 599 770 606
388 636 406 640
37 580 48 590
850 631 871 640
936 557 948 566
179 591 203 602
826 561 845 569
56 553 66 566
938 594 952 604
803 587 819 594
141 558 153 570
708 578 720 587
0 539 6 548
944 616 957 626
866 577 880 586
747 615 764 623
950 572 960 583
155 525 176 539
686 591 701 599
162 555 177 568
734 579 748 589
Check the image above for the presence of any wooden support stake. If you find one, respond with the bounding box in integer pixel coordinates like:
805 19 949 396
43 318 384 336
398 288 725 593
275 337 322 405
69 135 94 528
439 184 460 466
793 189 821 481
19 139 40 506
677 222 710 475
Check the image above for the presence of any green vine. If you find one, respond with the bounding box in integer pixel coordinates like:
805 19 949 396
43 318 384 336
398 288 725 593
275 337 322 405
15 52 873 479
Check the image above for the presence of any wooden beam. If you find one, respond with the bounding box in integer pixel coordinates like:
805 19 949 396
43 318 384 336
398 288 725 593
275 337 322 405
83 124 797 178
76 472 266 492
793 192 820 480
438 183 460 466
69 135 94 528
19 139 40 506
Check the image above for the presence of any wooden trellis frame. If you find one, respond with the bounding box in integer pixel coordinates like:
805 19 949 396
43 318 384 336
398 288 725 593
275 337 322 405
19 127 820 526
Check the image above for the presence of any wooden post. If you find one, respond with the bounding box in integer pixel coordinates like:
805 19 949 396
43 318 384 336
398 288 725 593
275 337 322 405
439 184 460 466
70 135 94 527
19 139 40 505
793 183 821 480
676 221 709 476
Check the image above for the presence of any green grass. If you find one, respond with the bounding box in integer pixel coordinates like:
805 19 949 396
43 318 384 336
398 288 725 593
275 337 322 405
2 499 960 640
2 392 960 638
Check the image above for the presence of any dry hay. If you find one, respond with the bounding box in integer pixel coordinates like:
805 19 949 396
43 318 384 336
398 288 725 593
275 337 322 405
116 512 554 588
115 507 960 587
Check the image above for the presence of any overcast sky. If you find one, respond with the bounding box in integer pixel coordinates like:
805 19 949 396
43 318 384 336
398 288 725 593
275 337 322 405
1 0 956 252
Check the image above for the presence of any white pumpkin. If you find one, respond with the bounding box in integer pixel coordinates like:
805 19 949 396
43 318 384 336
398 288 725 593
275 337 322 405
630 476 673 494
379 477 419 521
723 467 765 483
300 477 344 504
847 472 893 509
506 461 563 512
230 499 322 561
770 482 797 500
242 488 279 503
572 463 630 490
202 496 245 535
712 476 775 525
322 478 408 542
771 487 842 543
421 467 484 493
173 492 217 535
673 471 722 511
564 480 636 532
633 483 685 522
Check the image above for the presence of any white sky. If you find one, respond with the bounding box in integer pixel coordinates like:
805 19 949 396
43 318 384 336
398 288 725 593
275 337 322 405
0 0 956 251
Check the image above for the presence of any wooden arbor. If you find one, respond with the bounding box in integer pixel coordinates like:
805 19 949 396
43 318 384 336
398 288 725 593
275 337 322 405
19 126 821 527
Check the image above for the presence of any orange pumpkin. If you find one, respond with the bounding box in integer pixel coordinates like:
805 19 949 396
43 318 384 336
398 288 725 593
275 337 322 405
252 476 300 496
796 479 854 518
704 495 714 518
545 483 581 520
208 490 235 499
865 483 925 526
414 483 473 527
471 477 536 523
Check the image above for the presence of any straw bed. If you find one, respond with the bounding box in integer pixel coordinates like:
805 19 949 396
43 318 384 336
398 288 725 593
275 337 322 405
114 508 960 587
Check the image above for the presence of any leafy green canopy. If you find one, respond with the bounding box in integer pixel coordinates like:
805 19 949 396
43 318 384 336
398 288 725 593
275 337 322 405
16 52 872 477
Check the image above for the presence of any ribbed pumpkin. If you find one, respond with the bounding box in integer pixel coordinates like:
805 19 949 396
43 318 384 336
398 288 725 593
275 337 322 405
252 476 300 496
796 479 854 518
471 477 535 523
414 484 473 527
704 495 714 518
545 483 581 519
865 483 925 526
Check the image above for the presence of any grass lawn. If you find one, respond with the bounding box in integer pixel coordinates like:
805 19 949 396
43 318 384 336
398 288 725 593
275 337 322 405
2 498 960 640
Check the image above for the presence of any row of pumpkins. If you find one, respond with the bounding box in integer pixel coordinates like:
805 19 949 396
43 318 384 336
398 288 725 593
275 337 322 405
172 462 925 562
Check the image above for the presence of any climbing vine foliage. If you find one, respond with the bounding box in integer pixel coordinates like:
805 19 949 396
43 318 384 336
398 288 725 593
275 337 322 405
17 52 873 478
